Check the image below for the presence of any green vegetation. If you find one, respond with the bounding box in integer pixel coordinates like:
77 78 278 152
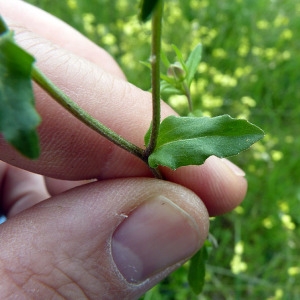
24 0 300 298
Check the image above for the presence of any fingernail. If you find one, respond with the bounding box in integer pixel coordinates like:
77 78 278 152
221 158 246 177
111 196 200 283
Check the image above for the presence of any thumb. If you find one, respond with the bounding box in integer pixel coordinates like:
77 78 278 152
0 178 209 300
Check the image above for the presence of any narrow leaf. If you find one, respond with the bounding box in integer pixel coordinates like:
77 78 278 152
147 115 264 169
144 121 152 147
139 0 161 22
160 73 176 84
171 44 187 72
160 50 171 68
0 17 40 158
160 80 182 95
186 43 202 86
140 60 152 70
188 246 208 295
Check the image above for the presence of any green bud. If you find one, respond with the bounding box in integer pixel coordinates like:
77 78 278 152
167 62 186 81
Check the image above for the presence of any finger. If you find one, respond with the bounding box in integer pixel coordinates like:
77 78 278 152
0 178 209 299
0 157 246 217
0 1 247 216
0 161 95 217
0 0 126 79
165 156 247 215
0 161 49 217
45 177 96 196
0 16 155 179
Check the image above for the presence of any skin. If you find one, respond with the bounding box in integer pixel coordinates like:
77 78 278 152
0 1 247 299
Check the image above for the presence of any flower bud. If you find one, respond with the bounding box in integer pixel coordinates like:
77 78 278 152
167 62 186 81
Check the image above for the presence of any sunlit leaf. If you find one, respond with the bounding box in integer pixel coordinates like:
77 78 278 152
139 0 161 22
146 115 264 169
185 43 202 86
188 245 208 295
0 16 40 158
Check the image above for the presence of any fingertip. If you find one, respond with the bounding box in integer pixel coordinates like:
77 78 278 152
220 158 246 177
203 156 247 215
164 156 248 216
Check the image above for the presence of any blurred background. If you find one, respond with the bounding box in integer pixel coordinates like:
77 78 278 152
25 0 300 298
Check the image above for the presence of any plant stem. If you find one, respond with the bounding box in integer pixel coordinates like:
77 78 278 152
150 167 164 179
31 66 145 161
183 82 193 112
144 0 163 157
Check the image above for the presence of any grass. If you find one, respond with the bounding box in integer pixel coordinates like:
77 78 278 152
24 0 300 298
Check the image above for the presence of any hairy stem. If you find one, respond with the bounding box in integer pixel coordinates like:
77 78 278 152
144 0 163 157
31 66 145 161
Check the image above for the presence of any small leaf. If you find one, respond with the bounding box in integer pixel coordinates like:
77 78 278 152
185 43 202 86
140 60 152 70
139 0 161 22
0 17 40 158
188 245 208 295
148 115 264 169
144 121 152 147
160 73 176 85
171 44 186 69
160 50 171 68
160 80 182 95
171 45 182 58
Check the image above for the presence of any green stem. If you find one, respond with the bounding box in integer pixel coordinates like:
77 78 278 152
150 167 164 179
183 82 193 112
31 66 145 161
144 0 163 157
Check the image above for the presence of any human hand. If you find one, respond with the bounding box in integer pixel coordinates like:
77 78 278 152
0 1 247 299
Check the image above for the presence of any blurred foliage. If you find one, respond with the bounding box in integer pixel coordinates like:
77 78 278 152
25 0 300 298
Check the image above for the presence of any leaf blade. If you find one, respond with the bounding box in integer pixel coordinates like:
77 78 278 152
171 44 187 73
185 43 202 86
0 17 40 158
148 115 264 169
188 246 208 295
160 80 182 95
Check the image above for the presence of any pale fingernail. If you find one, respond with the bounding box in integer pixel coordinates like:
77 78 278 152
111 196 200 283
221 158 246 177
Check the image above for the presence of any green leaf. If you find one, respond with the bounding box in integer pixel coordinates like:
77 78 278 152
144 121 152 147
147 115 264 169
160 81 182 95
160 50 171 68
140 60 152 70
171 44 187 73
171 44 184 64
0 17 40 158
185 43 202 86
139 0 161 22
160 73 176 85
188 245 208 295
